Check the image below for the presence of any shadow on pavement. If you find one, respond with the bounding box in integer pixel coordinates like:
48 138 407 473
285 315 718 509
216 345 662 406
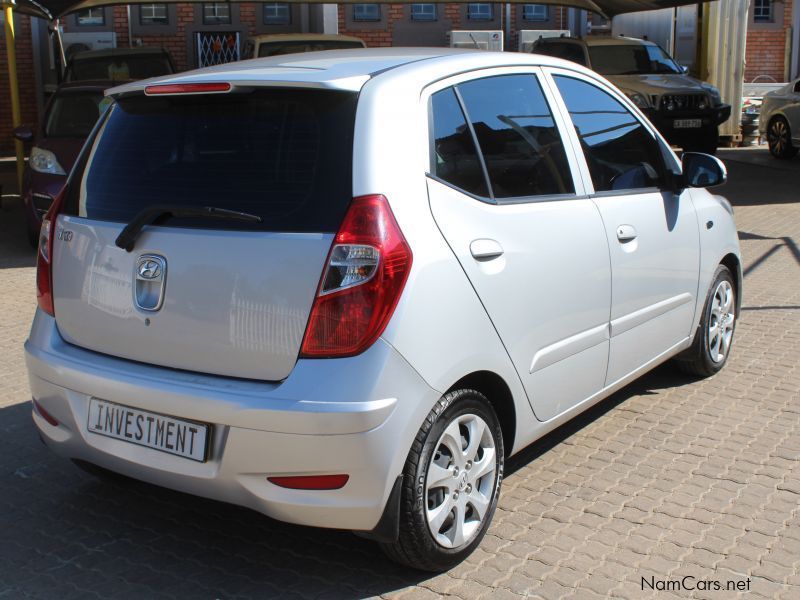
0 195 35 269
0 363 696 599
716 148 800 207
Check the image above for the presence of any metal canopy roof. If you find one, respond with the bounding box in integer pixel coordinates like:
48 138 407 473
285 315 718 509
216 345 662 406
13 0 708 22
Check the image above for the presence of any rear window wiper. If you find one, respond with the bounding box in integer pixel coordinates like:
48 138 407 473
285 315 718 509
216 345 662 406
115 205 263 252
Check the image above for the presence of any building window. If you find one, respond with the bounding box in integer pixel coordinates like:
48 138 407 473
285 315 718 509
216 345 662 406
140 4 169 26
467 4 493 21
203 3 232 25
753 0 772 22
522 5 548 22
263 3 291 25
353 4 381 22
411 4 437 21
76 8 105 26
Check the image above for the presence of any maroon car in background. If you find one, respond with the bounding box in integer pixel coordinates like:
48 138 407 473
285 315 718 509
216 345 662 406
14 81 113 246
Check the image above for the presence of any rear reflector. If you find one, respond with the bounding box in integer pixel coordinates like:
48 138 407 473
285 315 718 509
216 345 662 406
144 82 232 96
267 474 349 490
32 399 59 427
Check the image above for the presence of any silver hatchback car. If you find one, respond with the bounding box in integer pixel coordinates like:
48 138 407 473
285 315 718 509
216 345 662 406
26 48 741 571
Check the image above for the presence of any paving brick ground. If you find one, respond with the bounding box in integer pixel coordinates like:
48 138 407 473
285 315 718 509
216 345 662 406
1 147 798 599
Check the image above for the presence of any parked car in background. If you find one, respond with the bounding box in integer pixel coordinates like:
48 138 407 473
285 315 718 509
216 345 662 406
532 36 731 154
241 33 366 59
759 78 800 159
27 48 741 572
13 81 114 245
64 47 175 82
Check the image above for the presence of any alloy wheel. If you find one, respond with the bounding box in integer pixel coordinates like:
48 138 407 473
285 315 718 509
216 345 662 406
424 413 497 549
708 279 735 363
769 119 789 155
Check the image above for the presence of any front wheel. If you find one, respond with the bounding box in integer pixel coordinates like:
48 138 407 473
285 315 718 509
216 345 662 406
381 389 504 571
675 264 737 377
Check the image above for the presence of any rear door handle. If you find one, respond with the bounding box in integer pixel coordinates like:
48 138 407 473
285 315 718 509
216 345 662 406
616 224 638 243
470 238 504 260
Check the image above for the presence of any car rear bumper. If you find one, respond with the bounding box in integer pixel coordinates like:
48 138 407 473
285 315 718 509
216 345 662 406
25 309 439 532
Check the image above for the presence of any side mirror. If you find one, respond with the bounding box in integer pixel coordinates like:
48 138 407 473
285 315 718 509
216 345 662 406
681 152 727 188
12 125 34 143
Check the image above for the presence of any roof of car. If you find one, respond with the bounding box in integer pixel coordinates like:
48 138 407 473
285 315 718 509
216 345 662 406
249 33 366 44
537 35 657 47
108 47 591 97
70 47 171 62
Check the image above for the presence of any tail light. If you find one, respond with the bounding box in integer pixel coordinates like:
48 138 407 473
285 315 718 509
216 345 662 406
36 191 64 316
300 195 412 358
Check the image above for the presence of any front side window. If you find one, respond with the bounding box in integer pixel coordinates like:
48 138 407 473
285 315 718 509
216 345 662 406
263 3 291 25
467 4 493 20
430 88 488 197
203 3 231 25
457 74 575 199
523 5 548 21
753 0 772 22
353 4 381 22
554 75 666 192
411 4 437 21
140 4 169 26
76 8 105 26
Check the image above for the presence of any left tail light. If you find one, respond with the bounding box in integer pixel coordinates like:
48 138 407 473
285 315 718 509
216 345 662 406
299 194 412 358
36 191 65 316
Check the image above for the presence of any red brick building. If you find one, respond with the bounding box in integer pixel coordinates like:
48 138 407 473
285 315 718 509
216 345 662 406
744 0 797 82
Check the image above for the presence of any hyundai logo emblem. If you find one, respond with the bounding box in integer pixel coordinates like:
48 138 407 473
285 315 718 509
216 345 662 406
138 259 162 280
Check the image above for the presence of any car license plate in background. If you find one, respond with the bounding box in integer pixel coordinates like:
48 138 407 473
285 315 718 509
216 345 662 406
674 119 702 129
87 399 209 462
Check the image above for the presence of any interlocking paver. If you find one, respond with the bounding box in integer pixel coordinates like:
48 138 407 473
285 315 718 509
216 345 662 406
1 147 799 598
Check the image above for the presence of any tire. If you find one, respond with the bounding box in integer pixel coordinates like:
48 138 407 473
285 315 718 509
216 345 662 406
381 389 504 571
675 265 737 377
684 127 719 155
767 116 799 159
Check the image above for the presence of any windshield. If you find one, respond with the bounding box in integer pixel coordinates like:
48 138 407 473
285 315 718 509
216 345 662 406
258 41 364 57
65 88 357 232
66 55 173 82
44 91 109 138
588 44 681 75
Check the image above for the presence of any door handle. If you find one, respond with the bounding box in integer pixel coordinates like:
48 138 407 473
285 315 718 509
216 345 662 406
470 238 504 260
616 224 638 243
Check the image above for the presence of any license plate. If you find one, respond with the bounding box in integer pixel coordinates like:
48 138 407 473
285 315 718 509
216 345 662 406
674 119 702 129
87 399 210 462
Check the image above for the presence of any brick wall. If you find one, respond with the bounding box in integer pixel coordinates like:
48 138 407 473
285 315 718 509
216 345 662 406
744 0 794 82
0 13 39 156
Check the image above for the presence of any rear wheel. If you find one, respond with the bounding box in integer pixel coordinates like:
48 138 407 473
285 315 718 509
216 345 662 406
675 265 736 377
381 389 504 571
767 116 798 159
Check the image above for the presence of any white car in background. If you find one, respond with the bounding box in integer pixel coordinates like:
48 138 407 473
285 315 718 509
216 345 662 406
26 48 741 571
759 78 800 159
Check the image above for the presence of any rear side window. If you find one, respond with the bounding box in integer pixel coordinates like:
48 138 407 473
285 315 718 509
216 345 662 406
457 74 575 198
65 89 357 232
554 76 666 192
430 88 489 197
535 42 587 66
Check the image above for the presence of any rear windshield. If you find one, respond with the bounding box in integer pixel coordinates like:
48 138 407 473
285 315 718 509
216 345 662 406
64 88 357 232
45 91 109 138
66 55 173 82
258 41 364 57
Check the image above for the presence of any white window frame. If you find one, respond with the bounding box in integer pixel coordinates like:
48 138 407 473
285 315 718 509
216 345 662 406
353 4 381 22
203 3 232 25
523 5 549 22
140 4 169 26
76 8 105 26
411 4 437 22
263 3 291 25
467 4 493 21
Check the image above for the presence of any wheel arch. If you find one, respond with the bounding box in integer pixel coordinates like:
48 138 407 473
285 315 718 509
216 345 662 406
446 370 516 456
720 252 743 314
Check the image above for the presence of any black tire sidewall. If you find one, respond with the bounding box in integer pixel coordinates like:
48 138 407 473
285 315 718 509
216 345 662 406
768 117 797 159
406 392 504 570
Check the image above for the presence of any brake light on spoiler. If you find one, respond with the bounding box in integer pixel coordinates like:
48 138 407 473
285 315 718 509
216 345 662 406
144 82 232 96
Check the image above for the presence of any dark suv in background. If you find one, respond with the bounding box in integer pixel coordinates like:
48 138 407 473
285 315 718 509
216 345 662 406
532 36 731 154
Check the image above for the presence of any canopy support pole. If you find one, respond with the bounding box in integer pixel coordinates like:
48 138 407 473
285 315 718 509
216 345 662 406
3 1 24 195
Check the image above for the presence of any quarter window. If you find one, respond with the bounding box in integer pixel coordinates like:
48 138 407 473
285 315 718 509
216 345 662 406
263 3 291 25
467 4 493 20
411 4 437 21
203 3 232 25
140 4 169 26
457 74 575 199
353 4 381 22
430 88 489 197
523 5 548 21
554 76 666 192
